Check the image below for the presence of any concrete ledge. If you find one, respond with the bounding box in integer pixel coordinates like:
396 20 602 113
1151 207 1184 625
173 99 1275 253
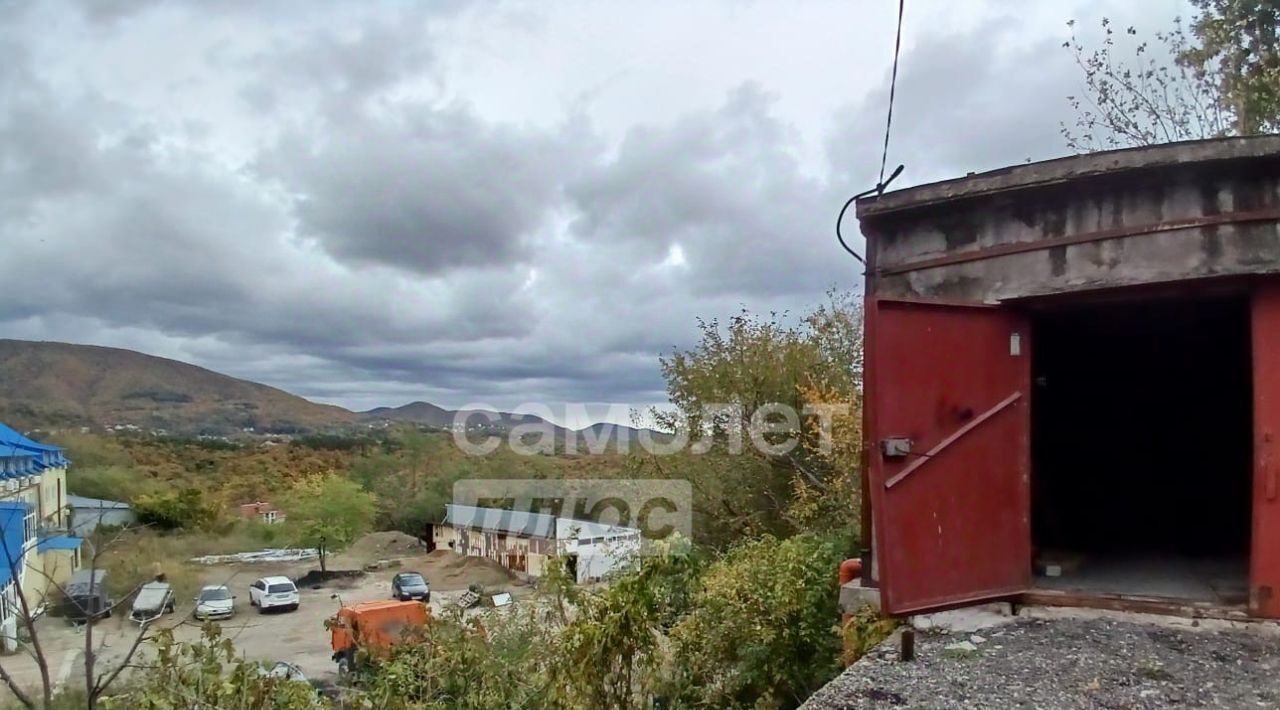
839 579 881 615
910 602 1016 633
857 135 1280 218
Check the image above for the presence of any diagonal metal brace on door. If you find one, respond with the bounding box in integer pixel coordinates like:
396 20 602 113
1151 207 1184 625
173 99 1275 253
883 392 1023 489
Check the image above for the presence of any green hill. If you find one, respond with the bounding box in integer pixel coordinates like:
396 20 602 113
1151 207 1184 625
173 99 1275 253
0 339 354 434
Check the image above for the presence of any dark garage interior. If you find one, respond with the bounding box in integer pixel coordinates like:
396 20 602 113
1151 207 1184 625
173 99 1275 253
1030 293 1253 605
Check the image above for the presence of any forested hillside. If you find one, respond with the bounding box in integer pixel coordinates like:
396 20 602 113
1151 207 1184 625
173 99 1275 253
0 340 353 434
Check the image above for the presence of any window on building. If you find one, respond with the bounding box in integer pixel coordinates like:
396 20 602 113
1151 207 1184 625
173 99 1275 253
23 508 36 548
0 582 13 623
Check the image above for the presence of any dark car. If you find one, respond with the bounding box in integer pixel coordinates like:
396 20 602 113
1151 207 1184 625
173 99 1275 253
64 569 113 623
391 572 430 602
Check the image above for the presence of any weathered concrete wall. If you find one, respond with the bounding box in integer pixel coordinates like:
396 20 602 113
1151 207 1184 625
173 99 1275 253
862 155 1280 302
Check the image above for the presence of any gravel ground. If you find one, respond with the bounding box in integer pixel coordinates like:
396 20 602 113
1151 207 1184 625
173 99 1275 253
803 616 1280 709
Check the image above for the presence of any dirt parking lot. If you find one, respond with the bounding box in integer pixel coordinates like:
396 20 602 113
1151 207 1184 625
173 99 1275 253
0 533 532 700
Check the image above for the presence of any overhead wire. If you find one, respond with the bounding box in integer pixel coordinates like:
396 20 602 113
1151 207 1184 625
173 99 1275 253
879 0 905 187
836 0 907 266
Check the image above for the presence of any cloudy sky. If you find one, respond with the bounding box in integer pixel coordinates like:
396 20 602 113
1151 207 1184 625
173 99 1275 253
0 0 1190 426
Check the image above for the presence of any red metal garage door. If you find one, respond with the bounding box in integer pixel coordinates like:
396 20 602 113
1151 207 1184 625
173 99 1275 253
1252 283 1280 618
867 298 1032 615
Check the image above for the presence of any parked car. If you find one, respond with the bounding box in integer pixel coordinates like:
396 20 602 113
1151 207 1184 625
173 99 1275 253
129 581 175 626
248 576 299 613
257 660 308 683
194 585 235 620
391 572 430 602
256 660 322 696
63 570 112 623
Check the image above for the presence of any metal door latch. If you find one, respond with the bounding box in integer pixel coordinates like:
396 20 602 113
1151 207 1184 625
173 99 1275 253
880 437 912 458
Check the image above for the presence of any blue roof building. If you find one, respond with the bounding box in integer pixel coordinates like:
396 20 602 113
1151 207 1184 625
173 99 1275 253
0 424 79 623
0 424 69 477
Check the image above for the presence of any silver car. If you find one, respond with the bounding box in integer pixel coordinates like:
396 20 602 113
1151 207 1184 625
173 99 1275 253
194 585 235 620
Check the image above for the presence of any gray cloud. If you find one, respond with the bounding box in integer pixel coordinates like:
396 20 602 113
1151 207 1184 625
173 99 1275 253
0 0 1177 421
0 65 535 352
67 0 166 25
827 18 1080 188
259 106 589 276
235 10 451 116
567 84 851 298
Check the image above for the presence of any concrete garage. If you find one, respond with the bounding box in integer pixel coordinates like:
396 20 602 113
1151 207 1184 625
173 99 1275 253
856 136 1280 619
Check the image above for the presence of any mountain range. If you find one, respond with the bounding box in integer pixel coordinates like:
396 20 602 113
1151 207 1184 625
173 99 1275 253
0 339 660 442
361 401 665 445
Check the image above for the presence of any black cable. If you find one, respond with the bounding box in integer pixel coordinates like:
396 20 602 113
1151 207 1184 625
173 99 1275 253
836 194 870 266
836 164 904 266
880 0 906 187
836 0 907 266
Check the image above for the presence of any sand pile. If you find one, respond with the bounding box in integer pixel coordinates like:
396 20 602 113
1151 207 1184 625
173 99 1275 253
422 550 522 591
345 531 425 560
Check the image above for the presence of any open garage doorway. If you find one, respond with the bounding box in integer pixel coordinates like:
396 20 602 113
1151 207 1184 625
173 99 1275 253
1030 292 1252 607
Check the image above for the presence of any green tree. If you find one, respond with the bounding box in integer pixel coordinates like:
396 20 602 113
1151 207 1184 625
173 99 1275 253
1063 3 1280 150
1182 0 1280 134
663 534 847 709
649 292 862 545
1062 17 1229 150
281 475 376 572
548 544 697 709
349 430 463 536
132 488 217 531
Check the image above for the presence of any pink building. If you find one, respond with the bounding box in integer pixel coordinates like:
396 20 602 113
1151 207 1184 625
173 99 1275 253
238 501 284 525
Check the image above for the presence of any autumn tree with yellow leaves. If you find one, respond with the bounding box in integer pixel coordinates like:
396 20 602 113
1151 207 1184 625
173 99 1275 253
646 290 864 545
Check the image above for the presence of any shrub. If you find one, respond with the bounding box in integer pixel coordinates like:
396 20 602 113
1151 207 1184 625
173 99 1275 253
132 488 218 531
663 534 846 708
365 606 552 709
291 434 376 451
66 465 156 503
360 535 846 709
46 432 133 468
103 624 325 709
545 541 699 709
840 604 898 666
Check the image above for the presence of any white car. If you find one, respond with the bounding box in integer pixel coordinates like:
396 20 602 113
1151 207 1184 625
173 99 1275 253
194 585 235 621
256 661 318 695
258 661 308 683
248 576 300 613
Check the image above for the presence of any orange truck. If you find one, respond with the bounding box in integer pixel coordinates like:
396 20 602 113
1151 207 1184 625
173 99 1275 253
328 599 430 677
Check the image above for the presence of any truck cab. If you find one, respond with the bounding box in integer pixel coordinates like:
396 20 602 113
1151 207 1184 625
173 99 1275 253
328 599 430 678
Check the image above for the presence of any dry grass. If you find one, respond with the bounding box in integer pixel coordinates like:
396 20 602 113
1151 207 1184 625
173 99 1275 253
92 525 274 602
